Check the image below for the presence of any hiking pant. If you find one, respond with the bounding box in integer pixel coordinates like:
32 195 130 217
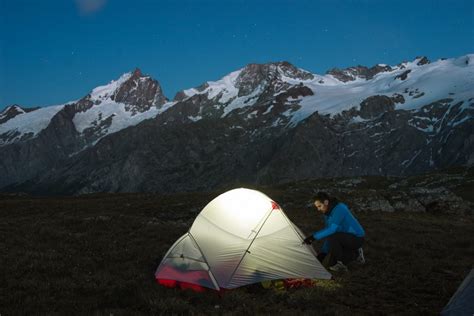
326 232 364 265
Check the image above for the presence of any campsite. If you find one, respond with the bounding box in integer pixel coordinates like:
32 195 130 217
1 0 473 314
1 169 472 314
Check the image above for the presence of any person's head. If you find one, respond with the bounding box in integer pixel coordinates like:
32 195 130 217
313 192 331 214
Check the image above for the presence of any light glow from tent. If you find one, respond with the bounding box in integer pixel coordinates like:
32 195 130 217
198 188 273 239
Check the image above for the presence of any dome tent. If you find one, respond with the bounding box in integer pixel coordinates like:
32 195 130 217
155 188 331 291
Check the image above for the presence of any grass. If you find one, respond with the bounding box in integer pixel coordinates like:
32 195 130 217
1 185 473 315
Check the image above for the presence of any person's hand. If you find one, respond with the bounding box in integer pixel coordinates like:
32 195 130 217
303 235 315 245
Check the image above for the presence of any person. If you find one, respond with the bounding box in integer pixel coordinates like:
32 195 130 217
303 192 365 272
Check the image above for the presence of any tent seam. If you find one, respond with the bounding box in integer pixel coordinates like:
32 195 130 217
225 208 274 288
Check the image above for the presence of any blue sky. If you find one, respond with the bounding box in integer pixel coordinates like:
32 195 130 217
1 0 473 109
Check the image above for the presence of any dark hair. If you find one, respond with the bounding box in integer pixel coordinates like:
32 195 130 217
313 191 330 202
313 191 339 213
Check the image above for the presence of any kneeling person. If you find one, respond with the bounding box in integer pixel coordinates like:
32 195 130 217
303 192 365 272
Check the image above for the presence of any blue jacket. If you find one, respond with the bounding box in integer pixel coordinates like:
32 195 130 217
313 203 365 253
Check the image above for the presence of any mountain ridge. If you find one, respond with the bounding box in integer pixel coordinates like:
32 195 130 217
0 54 473 194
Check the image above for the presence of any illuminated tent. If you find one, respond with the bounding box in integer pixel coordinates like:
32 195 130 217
441 269 474 315
155 188 331 291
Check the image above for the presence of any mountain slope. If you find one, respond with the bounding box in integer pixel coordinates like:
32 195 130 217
0 68 170 188
1 55 473 194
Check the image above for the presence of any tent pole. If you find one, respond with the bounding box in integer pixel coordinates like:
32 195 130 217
225 208 274 288
188 232 221 291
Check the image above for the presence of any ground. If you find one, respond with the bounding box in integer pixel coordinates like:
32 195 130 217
1 174 473 315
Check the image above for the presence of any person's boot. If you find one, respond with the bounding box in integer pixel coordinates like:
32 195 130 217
329 261 348 272
356 247 365 264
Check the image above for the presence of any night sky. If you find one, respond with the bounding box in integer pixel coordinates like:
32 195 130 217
1 0 473 109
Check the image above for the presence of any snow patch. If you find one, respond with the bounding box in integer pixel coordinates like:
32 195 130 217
89 72 133 102
182 70 242 103
350 115 368 123
188 115 202 122
222 84 263 117
0 104 64 145
73 101 175 139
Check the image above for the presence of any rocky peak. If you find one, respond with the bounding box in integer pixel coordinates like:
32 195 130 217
173 83 209 102
274 61 314 80
173 61 314 102
173 91 188 102
396 56 431 70
0 104 39 124
416 56 430 66
235 61 313 96
132 67 142 77
326 64 393 82
112 68 168 114
1 104 23 114
75 68 168 115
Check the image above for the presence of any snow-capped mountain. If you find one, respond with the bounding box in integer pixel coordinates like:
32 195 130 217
169 55 473 127
0 68 169 147
0 104 41 124
0 104 66 145
0 54 473 194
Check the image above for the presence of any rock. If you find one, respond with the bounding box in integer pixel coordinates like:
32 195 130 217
390 192 426 212
326 64 393 82
416 56 430 66
114 68 168 114
395 70 411 81
367 199 395 212
408 186 472 214
235 62 313 97
338 178 365 188
391 93 405 104
359 95 395 119
0 105 40 124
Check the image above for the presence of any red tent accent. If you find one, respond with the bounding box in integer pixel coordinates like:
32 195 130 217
155 265 213 292
271 201 280 210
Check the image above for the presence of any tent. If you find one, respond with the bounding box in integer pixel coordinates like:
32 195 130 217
155 188 331 291
441 269 474 315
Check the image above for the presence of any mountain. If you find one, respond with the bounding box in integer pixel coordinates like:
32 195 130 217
0 68 169 189
0 68 168 147
0 105 41 125
0 55 473 194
